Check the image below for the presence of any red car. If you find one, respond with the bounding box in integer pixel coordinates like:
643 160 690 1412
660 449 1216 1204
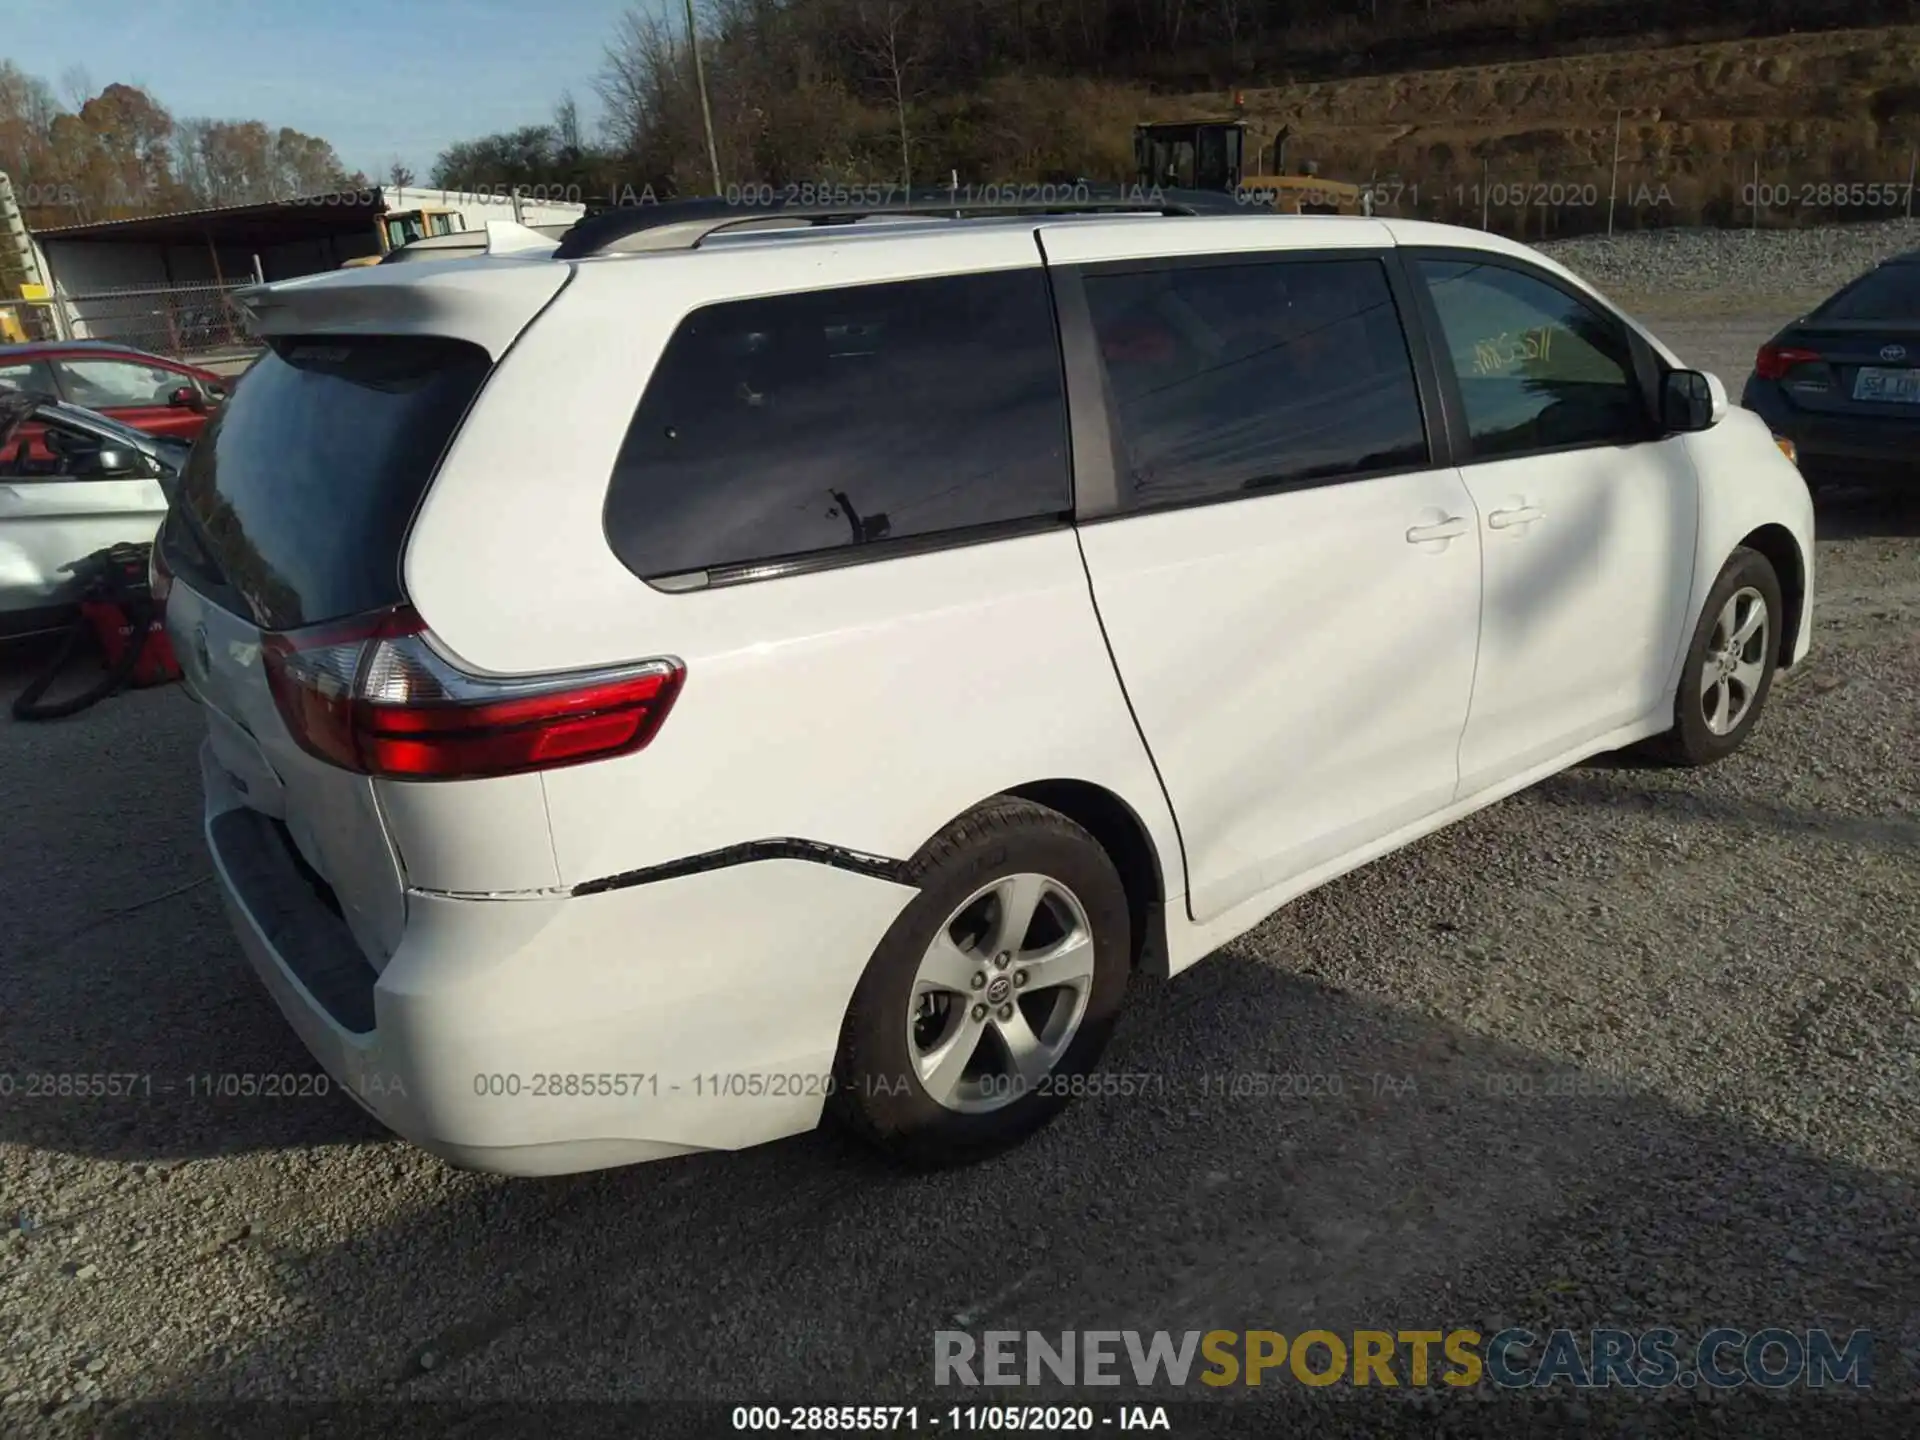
0 341 230 448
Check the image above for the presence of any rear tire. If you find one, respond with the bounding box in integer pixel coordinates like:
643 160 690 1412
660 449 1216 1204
1646 546 1783 767
829 797 1131 1168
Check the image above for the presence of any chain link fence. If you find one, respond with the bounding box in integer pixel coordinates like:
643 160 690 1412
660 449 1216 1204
48 281 260 361
1 298 61 343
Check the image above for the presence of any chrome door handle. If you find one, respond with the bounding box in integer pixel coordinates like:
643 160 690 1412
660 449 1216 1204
1487 505 1545 530
1406 516 1470 544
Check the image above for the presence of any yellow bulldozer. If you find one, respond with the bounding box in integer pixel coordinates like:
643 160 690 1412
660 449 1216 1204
339 206 470 268
380 206 467 251
1132 119 1371 216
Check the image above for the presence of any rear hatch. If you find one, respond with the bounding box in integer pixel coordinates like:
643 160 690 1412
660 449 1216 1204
160 333 495 969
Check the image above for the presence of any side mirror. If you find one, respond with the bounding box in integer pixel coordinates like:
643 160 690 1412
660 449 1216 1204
1661 369 1727 433
168 385 206 411
75 445 151 479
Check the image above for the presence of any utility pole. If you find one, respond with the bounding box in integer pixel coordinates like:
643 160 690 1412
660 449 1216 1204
1606 108 1623 237
684 0 723 196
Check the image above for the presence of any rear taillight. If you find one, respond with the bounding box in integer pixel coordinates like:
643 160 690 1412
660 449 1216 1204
1755 344 1823 381
149 535 173 614
261 605 684 781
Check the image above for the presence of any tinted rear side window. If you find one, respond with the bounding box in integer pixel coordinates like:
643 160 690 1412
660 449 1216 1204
1083 256 1429 510
1817 263 1920 321
604 268 1070 583
176 336 490 630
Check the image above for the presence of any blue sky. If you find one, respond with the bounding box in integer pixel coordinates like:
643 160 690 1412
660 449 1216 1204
7 0 649 179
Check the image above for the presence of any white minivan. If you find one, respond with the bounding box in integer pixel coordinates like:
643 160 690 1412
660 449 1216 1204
156 197 1814 1176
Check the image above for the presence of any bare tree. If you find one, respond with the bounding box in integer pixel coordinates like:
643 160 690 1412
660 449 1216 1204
172 116 212 201
271 126 350 198
386 158 416 188
1073 0 1104 68
1216 0 1245 66
854 0 927 189
597 8 682 156
553 92 583 156
57 65 92 112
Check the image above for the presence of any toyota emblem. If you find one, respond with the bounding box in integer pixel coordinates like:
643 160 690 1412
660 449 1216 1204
1880 344 1907 362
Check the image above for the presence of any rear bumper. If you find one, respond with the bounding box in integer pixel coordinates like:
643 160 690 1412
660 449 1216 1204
200 742 918 1176
1742 379 1920 480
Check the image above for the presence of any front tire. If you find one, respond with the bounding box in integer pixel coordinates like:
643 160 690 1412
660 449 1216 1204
1649 546 1783 767
830 797 1131 1167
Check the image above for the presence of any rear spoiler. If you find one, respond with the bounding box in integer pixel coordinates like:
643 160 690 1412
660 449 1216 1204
231 256 573 359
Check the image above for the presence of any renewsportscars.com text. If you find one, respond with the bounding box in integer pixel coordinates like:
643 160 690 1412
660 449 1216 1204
933 1328 1874 1391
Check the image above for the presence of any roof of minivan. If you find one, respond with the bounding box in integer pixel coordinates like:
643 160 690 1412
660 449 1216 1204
233 209 1678 368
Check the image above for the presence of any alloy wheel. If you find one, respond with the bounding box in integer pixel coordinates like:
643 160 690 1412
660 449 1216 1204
1701 585 1769 736
905 873 1096 1114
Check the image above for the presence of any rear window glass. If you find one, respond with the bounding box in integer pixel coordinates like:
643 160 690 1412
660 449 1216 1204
176 335 490 630
603 268 1071 583
1817 263 1920 321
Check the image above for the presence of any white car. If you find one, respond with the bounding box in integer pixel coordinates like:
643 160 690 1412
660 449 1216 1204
0 392 184 637
156 200 1814 1176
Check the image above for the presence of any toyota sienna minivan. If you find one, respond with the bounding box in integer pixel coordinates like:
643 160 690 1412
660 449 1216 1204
157 196 1814 1175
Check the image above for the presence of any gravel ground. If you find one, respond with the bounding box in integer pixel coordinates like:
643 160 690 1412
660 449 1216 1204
1541 217 1920 317
1 246 1918 1438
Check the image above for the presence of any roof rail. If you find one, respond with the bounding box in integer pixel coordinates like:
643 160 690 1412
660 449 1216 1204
551 187 1248 259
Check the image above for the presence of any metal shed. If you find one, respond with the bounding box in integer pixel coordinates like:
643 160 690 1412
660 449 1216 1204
26 187 586 358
